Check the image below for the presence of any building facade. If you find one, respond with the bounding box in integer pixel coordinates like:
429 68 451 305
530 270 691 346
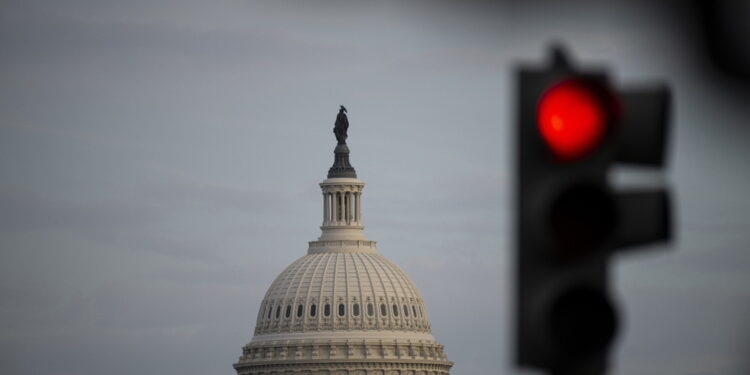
234 116 452 375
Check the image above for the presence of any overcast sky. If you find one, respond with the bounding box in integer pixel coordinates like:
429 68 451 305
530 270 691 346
1 1 749 375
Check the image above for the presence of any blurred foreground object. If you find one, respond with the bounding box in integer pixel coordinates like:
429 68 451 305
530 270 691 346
515 45 673 375
698 0 750 82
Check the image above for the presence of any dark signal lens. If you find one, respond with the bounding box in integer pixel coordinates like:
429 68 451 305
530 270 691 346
537 80 610 160
548 184 617 260
549 286 618 358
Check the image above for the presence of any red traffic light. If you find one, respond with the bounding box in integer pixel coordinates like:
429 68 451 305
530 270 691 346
537 80 615 161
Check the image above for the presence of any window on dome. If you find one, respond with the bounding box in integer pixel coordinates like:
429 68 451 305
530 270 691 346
267 305 272 319
392 304 399 317
285 305 292 319
403 305 409 317
367 303 374 317
353 303 360 316
380 304 387 316
412 305 417 317
324 304 331 317
310 304 317 317
419 305 423 317
275 306 281 319
297 304 303 318
338 303 345 316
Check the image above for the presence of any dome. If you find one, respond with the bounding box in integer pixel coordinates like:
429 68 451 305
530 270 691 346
234 113 451 375
235 239 452 375
254 249 432 335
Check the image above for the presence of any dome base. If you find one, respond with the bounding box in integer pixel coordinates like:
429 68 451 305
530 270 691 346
235 337 452 375
235 359 452 375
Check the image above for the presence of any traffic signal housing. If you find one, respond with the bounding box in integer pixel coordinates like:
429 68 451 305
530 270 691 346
516 46 671 375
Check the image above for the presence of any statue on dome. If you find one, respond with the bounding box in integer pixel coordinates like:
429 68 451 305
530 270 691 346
334 105 349 144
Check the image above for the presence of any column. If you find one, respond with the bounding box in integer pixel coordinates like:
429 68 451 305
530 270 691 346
323 193 329 224
332 192 338 224
337 192 343 223
352 192 357 225
342 192 347 224
345 192 351 224
338 192 343 223
329 193 333 223
356 191 362 223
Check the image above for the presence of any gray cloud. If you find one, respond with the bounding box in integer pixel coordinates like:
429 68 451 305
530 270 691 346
1 1 749 375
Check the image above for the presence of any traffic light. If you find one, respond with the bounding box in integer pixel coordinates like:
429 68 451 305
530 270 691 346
515 46 672 375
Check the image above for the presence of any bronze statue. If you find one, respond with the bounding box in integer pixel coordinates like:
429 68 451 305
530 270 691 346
334 105 349 144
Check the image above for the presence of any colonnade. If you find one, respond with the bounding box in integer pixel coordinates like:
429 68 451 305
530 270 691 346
322 190 361 225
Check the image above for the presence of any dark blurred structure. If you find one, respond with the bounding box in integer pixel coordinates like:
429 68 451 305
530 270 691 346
515 45 672 375
697 0 750 84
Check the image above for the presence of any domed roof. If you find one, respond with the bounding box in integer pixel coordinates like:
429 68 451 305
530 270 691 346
234 121 451 374
253 249 431 336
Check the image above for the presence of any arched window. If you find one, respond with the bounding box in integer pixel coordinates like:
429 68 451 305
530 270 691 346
412 305 417 317
367 303 374 317
403 305 409 317
275 305 281 319
267 305 272 319
310 304 317 317
324 304 331 317
285 305 292 319
296 304 304 318
418 305 423 317
380 304 387 316
392 304 399 317
338 303 346 317
353 303 360 316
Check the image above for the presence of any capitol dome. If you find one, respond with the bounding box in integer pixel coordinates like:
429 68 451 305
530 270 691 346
255 249 432 335
234 110 452 375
